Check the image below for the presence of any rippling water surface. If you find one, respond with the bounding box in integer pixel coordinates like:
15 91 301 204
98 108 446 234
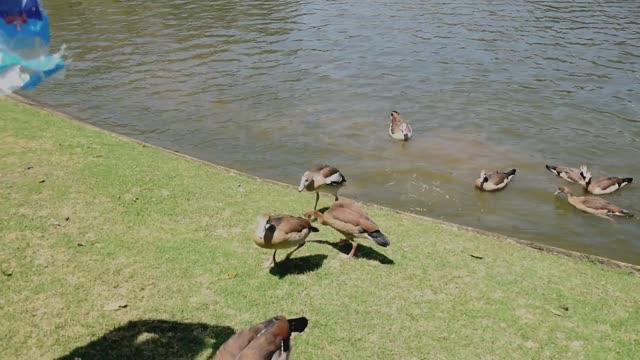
29 0 640 263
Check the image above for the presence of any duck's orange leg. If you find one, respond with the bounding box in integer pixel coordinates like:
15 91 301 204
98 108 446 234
284 242 305 261
348 241 358 258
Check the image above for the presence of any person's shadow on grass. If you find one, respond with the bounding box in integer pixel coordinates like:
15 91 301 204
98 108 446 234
269 254 328 278
310 240 395 265
56 319 235 360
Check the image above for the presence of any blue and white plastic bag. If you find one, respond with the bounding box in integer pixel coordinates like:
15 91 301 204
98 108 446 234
1 0 65 95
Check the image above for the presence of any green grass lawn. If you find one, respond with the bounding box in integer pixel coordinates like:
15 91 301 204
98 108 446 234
1 98 639 359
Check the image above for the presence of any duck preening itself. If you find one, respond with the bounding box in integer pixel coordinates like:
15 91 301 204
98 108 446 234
254 214 319 268
475 169 516 191
297 164 346 210
212 316 309 360
545 164 585 184
579 165 633 195
305 200 390 259
554 186 633 218
388 110 413 141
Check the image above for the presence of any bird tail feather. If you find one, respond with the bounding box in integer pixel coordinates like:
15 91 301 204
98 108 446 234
368 230 390 247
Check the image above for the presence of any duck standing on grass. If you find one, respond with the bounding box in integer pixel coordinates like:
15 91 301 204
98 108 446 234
213 316 309 360
297 164 346 210
388 110 413 141
554 186 633 218
254 214 319 268
475 169 517 191
305 200 390 259
579 165 633 195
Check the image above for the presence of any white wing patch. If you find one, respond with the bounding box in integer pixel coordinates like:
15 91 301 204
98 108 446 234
325 172 344 185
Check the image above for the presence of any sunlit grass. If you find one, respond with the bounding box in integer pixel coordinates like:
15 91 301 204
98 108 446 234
1 99 639 359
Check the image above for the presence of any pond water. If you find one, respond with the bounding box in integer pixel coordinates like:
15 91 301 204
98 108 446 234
29 0 640 264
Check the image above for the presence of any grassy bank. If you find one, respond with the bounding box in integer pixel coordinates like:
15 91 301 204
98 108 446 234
1 98 639 359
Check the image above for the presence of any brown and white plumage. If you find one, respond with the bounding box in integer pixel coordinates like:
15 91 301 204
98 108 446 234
554 186 633 217
388 110 413 141
212 316 309 360
297 164 346 210
305 200 390 258
475 169 516 191
545 164 586 184
255 214 319 268
579 165 633 195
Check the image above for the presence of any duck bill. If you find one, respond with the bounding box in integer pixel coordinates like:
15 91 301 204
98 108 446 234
297 178 307 192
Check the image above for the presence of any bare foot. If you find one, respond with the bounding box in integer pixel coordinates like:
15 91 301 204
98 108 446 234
263 260 275 268
339 253 354 259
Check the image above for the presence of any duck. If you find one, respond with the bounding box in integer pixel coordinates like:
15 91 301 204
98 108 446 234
297 164 346 210
254 214 319 268
579 165 633 195
475 169 516 191
212 315 309 360
545 164 585 184
304 200 390 259
554 186 633 218
388 110 413 141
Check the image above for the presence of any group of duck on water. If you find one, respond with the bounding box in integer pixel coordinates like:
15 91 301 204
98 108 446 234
477 163 633 217
212 111 634 359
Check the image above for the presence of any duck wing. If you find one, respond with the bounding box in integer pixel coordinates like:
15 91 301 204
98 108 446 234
327 203 378 232
327 201 390 246
487 172 507 185
214 316 307 360
545 165 583 183
319 166 346 185
593 176 632 189
212 317 280 360
270 215 318 234
580 196 617 211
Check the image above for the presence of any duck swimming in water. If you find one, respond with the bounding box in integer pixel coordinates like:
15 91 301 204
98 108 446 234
475 169 517 191
579 165 633 195
388 111 413 141
554 186 633 218
545 164 585 184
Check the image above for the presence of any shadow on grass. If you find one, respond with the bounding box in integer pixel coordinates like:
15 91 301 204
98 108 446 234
269 254 328 278
56 319 235 360
310 240 395 265
316 206 330 213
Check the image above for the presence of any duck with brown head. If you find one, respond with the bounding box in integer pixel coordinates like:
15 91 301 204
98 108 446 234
254 214 319 268
212 315 309 360
475 169 516 191
579 165 633 195
554 186 633 218
304 200 390 259
388 110 413 141
297 164 346 210
545 164 586 184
